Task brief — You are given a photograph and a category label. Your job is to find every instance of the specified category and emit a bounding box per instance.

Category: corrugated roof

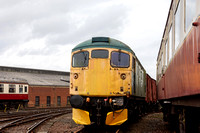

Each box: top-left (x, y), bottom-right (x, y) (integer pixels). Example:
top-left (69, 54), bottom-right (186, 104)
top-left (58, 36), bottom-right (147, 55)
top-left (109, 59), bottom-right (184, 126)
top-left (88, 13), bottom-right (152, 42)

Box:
top-left (0, 66), bottom-right (69, 87)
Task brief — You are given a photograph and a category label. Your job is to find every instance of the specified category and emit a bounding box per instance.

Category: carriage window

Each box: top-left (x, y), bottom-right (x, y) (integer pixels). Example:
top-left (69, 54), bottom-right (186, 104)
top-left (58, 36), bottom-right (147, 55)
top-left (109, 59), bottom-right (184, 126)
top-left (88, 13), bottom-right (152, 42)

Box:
top-left (111, 51), bottom-right (130, 68)
top-left (19, 85), bottom-right (23, 93)
top-left (169, 26), bottom-right (172, 61)
top-left (185, 0), bottom-right (196, 31)
top-left (9, 84), bottom-right (16, 93)
top-left (0, 84), bottom-right (4, 93)
top-left (91, 50), bottom-right (108, 58)
top-left (175, 1), bottom-right (181, 50)
top-left (165, 40), bottom-right (168, 65)
top-left (24, 86), bottom-right (28, 92)
top-left (72, 51), bottom-right (89, 67)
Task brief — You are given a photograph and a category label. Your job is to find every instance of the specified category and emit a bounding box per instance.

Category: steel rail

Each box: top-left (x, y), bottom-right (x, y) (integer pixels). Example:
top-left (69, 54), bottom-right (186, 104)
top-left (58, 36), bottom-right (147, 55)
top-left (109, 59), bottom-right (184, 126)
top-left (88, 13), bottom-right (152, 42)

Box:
top-left (0, 109), bottom-right (71, 131)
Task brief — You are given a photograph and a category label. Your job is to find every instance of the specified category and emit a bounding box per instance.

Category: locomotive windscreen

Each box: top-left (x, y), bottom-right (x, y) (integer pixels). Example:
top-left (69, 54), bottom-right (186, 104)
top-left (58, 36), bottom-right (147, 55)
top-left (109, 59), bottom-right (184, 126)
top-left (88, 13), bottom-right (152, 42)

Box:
top-left (111, 51), bottom-right (130, 68)
top-left (72, 51), bottom-right (89, 67)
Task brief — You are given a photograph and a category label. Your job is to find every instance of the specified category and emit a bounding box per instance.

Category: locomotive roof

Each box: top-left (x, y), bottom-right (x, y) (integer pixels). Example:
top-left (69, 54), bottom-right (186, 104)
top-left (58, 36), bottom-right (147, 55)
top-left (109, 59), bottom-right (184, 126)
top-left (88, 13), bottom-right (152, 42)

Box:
top-left (72, 37), bottom-right (135, 55)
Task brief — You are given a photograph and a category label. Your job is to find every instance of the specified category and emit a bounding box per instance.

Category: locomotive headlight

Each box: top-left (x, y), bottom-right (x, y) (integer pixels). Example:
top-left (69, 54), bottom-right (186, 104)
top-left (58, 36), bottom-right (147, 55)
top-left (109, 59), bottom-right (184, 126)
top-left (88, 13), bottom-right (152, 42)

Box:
top-left (112, 97), bottom-right (124, 106)
top-left (73, 73), bottom-right (79, 79)
top-left (120, 73), bottom-right (126, 80)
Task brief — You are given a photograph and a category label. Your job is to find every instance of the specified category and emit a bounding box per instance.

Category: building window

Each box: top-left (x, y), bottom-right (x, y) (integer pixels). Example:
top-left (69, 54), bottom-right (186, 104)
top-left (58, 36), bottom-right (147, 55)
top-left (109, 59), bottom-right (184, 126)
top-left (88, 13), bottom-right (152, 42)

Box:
top-left (35, 96), bottom-right (40, 107)
top-left (19, 85), bottom-right (23, 93)
top-left (0, 84), bottom-right (4, 93)
top-left (24, 86), bottom-right (28, 93)
top-left (47, 96), bottom-right (51, 106)
top-left (175, 1), bottom-right (181, 50)
top-left (9, 84), bottom-right (16, 93)
top-left (57, 96), bottom-right (61, 106)
top-left (67, 96), bottom-right (71, 105)
top-left (185, 0), bottom-right (196, 31)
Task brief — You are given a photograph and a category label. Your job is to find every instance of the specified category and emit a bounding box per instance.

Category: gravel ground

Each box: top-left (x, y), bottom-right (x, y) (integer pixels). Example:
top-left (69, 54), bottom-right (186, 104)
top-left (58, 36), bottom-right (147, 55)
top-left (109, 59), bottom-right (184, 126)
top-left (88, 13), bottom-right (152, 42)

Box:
top-left (1, 112), bottom-right (172, 132)
top-left (36, 113), bottom-right (84, 133)
top-left (120, 112), bottom-right (172, 133)
top-left (37, 112), bottom-right (171, 133)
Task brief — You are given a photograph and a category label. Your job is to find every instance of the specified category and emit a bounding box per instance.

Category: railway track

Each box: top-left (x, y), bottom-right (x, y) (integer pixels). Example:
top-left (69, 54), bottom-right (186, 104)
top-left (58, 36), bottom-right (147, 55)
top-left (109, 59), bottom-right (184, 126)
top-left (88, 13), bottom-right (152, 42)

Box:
top-left (0, 108), bottom-right (71, 132)
top-left (0, 107), bottom-right (70, 119)
top-left (74, 124), bottom-right (122, 133)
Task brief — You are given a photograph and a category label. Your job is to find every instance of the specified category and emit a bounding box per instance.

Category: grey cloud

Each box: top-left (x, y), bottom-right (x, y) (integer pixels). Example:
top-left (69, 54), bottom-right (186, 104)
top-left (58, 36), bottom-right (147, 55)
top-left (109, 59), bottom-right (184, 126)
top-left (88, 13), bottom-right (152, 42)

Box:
top-left (0, 0), bottom-right (111, 54)
top-left (45, 4), bottom-right (129, 45)
top-left (17, 45), bottom-right (59, 56)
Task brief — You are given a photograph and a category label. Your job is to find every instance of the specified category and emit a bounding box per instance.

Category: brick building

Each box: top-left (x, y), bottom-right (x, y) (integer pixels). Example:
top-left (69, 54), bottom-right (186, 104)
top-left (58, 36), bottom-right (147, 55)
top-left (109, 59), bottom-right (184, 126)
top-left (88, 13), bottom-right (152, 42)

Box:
top-left (0, 66), bottom-right (70, 108)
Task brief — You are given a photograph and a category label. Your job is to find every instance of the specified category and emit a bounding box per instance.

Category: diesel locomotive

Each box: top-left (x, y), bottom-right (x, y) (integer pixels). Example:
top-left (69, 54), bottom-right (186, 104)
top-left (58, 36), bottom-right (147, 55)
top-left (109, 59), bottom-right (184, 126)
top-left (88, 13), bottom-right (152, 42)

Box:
top-left (157, 0), bottom-right (200, 132)
top-left (70, 37), bottom-right (156, 125)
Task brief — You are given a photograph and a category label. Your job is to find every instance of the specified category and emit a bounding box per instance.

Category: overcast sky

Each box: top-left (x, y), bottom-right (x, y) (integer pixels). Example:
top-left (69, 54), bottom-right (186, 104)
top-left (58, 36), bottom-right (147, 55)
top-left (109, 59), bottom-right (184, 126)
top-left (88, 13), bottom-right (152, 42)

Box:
top-left (0, 0), bottom-right (171, 79)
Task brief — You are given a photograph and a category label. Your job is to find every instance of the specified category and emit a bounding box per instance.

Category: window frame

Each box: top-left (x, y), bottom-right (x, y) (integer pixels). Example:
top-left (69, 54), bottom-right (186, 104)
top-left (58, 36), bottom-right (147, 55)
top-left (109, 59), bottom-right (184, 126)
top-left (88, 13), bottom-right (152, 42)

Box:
top-left (174, 0), bottom-right (181, 50)
top-left (35, 96), bottom-right (40, 107)
top-left (24, 86), bottom-right (28, 93)
top-left (91, 49), bottom-right (109, 58)
top-left (0, 84), bottom-right (4, 93)
top-left (168, 25), bottom-right (173, 62)
top-left (110, 51), bottom-right (130, 68)
top-left (185, 0), bottom-right (196, 32)
top-left (72, 51), bottom-right (89, 67)
top-left (47, 96), bottom-right (51, 107)
top-left (19, 85), bottom-right (23, 93)
top-left (9, 84), bottom-right (16, 93)
top-left (57, 96), bottom-right (61, 106)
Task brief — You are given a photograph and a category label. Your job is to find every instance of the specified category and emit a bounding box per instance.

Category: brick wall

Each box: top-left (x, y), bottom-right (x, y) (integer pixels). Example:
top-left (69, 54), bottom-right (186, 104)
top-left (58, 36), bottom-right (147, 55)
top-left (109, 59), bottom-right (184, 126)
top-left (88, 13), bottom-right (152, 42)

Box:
top-left (28, 86), bottom-right (70, 108)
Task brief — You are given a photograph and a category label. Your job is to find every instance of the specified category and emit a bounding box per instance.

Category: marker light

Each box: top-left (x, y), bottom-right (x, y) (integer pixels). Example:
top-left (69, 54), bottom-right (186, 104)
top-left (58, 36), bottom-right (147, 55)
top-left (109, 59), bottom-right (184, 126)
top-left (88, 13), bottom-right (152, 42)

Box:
top-left (120, 73), bottom-right (126, 80)
top-left (86, 97), bottom-right (90, 103)
top-left (74, 73), bottom-right (78, 79)
top-left (109, 98), bottom-right (112, 104)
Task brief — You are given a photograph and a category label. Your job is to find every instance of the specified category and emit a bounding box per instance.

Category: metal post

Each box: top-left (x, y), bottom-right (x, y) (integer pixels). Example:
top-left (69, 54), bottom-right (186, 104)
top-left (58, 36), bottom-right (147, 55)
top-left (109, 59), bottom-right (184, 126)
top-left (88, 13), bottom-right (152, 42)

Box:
top-left (16, 104), bottom-right (20, 112)
top-left (4, 105), bottom-right (7, 113)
